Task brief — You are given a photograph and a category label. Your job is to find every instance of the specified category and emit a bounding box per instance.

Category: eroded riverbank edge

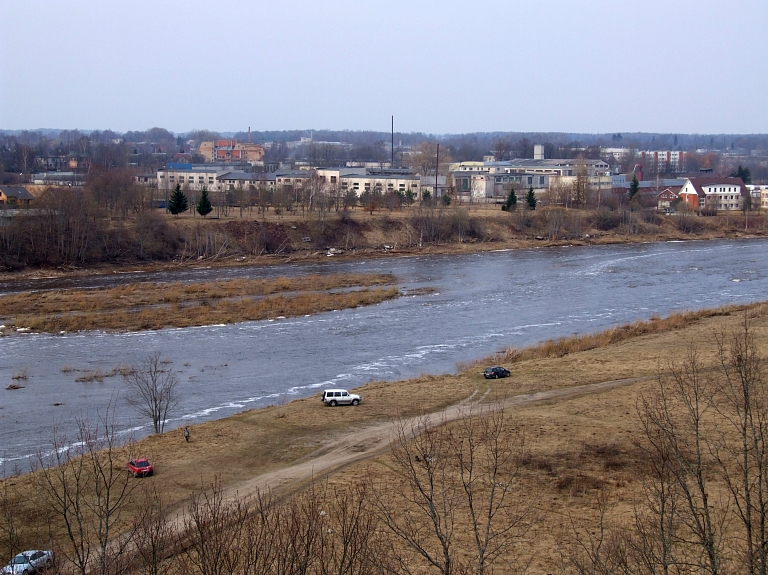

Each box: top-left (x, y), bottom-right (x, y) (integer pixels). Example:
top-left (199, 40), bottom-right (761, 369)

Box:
top-left (2, 230), bottom-right (766, 285)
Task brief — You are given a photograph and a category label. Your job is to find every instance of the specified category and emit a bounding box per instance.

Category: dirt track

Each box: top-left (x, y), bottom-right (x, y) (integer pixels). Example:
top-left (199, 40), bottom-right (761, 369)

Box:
top-left (222, 375), bottom-right (653, 502)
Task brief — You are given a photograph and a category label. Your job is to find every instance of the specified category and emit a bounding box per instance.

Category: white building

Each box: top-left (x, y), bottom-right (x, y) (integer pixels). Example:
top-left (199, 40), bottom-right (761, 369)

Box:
top-left (746, 185), bottom-right (768, 210)
top-left (639, 150), bottom-right (687, 173)
top-left (450, 158), bottom-right (609, 178)
top-left (340, 173), bottom-right (420, 197)
top-left (158, 166), bottom-right (225, 192)
top-left (679, 177), bottom-right (746, 211)
top-left (600, 147), bottom-right (630, 161)
top-left (450, 158), bottom-right (611, 202)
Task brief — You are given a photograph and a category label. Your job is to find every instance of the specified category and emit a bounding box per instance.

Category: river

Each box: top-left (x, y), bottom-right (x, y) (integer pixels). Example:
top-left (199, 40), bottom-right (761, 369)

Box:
top-left (1, 238), bottom-right (767, 472)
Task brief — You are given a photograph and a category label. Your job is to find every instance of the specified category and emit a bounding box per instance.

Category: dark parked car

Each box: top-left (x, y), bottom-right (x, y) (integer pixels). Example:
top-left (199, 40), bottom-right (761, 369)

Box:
top-left (483, 366), bottom-right (510, 379)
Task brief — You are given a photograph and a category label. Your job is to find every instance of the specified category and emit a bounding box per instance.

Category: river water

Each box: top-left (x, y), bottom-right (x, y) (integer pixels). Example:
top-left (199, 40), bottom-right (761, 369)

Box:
top-left (2, 238), bottom-right (767, 472)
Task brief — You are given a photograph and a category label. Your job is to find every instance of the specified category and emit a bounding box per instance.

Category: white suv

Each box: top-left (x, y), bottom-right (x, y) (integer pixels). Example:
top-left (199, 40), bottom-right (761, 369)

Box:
top-left (321, 389), bottom-right (361, 407)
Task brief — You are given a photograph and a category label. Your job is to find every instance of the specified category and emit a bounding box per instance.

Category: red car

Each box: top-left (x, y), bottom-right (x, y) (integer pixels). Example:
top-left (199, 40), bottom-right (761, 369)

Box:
top-left (127, 458), bottom-right (154, 478)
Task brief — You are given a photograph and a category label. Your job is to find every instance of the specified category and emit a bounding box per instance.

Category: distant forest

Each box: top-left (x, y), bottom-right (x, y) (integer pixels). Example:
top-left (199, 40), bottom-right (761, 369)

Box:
top-left (3, 127), bottom-right (768, 153)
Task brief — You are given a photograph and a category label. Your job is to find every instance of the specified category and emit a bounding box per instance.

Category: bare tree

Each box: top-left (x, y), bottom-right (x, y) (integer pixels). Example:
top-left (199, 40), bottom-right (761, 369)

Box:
top-left (572, 157), bottom-right (590, 208)
top-left (372, 406), bottom-right (535, 575)
top-left (317, 482), bottom-right (383, 575)
top-left (452, 405), bottom-right (536, 575)
top-left (492, 139), bottom-right (513, 162)
top-left (178, 478), bottom-right (248, 575)
top-left (272, 483), bottom-right (324, 575)
top-left (559, 491), bottom-right (628, 575)
top-left (123, 353), bottom-right (180, 434)
top-left (710, 314), bottom-right (768, 575)
top-left (131, 486), bottom-right (173, 575)
top-left (372, 416), bottom-right (461, 575)
top-left (639, 345), bottom-right (726, 575)
top-left (35, 406), bottom-right (137, 575)
top-left (633, 384), bottom-right (686, 575)
top-left (0, 479), bottom-right (22, 564)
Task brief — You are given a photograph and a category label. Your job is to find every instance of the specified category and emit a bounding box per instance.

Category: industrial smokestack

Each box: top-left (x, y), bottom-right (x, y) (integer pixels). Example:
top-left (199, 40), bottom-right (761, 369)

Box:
top-left (248, 127), bottom-right (251, 143)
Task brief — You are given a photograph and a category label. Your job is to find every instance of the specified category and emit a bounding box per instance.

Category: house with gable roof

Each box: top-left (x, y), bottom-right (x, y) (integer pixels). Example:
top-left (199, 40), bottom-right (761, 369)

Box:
top-left (679, 177), bottom-right (746, 212)
top-left (0, 186), bottom-right (34, 207)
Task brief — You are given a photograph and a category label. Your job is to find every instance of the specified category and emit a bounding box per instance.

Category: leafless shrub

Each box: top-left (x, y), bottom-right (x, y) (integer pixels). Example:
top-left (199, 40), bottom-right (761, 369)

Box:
top-left (123, 352), bottom-right (180, 434)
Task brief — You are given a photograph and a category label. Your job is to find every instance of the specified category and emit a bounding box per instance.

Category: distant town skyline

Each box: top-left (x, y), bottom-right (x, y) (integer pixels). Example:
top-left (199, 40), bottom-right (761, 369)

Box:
top-left (1, 0), bottom-right (766, 135)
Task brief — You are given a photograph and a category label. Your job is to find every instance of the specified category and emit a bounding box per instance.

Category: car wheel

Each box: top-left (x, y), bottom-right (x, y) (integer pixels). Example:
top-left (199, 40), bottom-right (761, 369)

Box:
top-left (352, 399), bottom-right (359, 406)
top-left (46, 559), bottom-right (53, 568)
top-left (23, 570), bottom-right (29, 575)
top-left (329, 400), bottom-right (337, 407)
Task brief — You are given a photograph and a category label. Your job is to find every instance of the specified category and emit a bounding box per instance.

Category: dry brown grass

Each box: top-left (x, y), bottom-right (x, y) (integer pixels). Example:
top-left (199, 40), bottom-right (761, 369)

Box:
top-left (3, 301), bottom-right (768, 572)
top-left (469, 301), bottom-right (763, 368)
top-left (0, 273), bottom-right (399, 333)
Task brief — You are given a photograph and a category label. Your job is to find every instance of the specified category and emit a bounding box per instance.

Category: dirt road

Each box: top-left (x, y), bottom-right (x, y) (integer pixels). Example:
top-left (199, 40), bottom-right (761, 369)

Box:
top-left (223, 375), bottom-right (652, 502)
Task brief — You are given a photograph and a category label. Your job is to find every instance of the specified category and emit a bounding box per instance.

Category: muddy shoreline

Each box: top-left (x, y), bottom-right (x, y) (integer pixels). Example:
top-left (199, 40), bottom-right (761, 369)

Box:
top-left (2, 229), bottom-right (764, 284)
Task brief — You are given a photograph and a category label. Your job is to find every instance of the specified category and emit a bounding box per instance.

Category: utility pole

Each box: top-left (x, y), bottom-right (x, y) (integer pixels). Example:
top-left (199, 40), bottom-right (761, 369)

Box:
top-left (435, 144), bottom-right (439, 200)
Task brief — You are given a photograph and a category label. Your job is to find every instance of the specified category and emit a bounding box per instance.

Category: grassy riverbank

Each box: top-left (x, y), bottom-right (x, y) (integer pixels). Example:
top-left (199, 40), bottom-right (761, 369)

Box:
top-left (3, 300), bottom-right (767, 573)
top-left (0, 273), bottom-right (400, 333)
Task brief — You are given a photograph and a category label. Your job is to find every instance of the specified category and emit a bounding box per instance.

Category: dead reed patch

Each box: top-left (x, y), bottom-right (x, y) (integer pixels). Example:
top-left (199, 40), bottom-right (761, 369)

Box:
top-left (0, 273), bottom-right (400, 333)
top-left (0, 273), bottom-right (395, 316)
top-left (468, 302), bottom-right (766, 369)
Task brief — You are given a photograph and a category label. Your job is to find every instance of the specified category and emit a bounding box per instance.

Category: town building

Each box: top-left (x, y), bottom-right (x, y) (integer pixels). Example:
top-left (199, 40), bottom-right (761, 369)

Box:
top-left (746, 185), bottom-right (768, 210)
top-left (656, 187), bottom-right (681, 210)
top-left (158, 164), bottom-right (228, 192)
top-left (600, 147), bottom-right (630, 161)
top-left (0, 186), bottom-right (34, 207)
top-left (679, 177), bottom-right (746, 211)
top-left (134, 173), bottom-right (158, 187)
top-left (339, 173), bottom-right (420, 197)
top-left (639, 150), bottom-right (687, 173)
top-left (196, 140), bottom-right (265, 164)
top-left (449, 158), bottom-right (611, 202)
top-left (30, 172), bottom-right (86, 186)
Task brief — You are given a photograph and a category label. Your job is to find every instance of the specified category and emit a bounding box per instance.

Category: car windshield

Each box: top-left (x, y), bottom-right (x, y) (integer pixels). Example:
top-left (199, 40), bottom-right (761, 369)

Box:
top-left (134, 461), bottom-right (150, 468)
top-left (12, 555), bottom-right (29, 565)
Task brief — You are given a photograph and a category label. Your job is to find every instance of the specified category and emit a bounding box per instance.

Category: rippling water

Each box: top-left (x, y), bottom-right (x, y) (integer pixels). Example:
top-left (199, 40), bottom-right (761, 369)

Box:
top-left (2, 238), bottom-right (767, 471)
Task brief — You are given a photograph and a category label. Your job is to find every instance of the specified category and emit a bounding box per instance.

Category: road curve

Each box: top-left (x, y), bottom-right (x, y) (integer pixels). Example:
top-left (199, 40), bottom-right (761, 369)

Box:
top-left (224, 375), bottom-right (653, 501)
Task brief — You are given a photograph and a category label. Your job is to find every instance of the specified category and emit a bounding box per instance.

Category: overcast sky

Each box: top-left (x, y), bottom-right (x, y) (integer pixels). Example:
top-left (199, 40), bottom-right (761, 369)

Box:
top-left (1, 0), bottom-right (766, 135)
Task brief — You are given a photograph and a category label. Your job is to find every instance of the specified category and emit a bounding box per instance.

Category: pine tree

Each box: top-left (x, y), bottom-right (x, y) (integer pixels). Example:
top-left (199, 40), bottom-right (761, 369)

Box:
top-left (167, 184), bottom-right (188, 216)
top-left (731, 165), bottom-right (752, 185)
top-left (628, 175), bottom-right (640, 201)
top-left (197, 187), bottom-right (213, 217)
top-left (502, 189), bottom-right (517, 211)
top-left (525, 186), bottom-right (537, 210)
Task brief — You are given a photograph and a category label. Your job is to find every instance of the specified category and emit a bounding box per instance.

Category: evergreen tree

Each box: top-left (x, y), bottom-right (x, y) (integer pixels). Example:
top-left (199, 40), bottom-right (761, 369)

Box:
top-left (525, 186), bottom-right (537, 210)
top-left (441, 193), bottom-right (451, 206)
top-left (502, 189), bottom-right (517, 211)
top-left (628, 175), bottom-right (640, 201)
top-left (167, 184), bottom-right (188, 216)
top-left (731, 165), bottom-right (752, 184)
top-left (197, 186), bottom-right (213, 217)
